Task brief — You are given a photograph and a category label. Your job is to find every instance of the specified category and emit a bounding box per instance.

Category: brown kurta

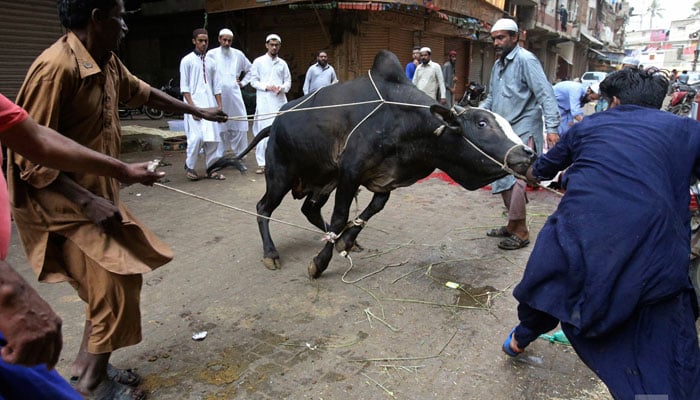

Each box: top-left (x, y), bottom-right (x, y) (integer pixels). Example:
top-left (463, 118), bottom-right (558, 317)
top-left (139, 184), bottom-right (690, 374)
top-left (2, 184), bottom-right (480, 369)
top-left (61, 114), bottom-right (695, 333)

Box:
top-left (8, 32), bottom-right (173, 283)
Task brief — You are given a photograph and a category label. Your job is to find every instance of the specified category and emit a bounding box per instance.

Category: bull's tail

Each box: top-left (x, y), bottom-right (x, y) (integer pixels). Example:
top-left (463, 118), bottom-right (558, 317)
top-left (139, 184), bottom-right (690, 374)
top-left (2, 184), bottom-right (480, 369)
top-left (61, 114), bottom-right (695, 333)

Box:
top-left (205, 127), bottom-right (272, 176)
top-left (234, 126), bottom-right (270, 160)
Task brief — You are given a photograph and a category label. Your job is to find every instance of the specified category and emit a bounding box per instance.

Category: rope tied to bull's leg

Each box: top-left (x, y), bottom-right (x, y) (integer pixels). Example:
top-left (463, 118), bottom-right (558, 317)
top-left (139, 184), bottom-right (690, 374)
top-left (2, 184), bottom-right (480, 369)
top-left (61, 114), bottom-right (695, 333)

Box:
top-left (322, 217), bottom-right (365, 243)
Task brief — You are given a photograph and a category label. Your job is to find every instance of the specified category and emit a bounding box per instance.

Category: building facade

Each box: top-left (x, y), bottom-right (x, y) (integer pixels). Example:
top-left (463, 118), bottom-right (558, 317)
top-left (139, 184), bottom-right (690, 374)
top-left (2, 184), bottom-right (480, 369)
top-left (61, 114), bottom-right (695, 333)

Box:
top-left (0, 0), bottom-right (628, 104)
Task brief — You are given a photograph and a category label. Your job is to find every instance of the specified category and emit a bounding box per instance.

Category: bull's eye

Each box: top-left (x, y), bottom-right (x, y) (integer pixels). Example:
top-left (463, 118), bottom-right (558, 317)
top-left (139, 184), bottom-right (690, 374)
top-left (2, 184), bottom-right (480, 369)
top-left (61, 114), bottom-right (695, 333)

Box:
top-left (478, 120), bottom-right (487, 128)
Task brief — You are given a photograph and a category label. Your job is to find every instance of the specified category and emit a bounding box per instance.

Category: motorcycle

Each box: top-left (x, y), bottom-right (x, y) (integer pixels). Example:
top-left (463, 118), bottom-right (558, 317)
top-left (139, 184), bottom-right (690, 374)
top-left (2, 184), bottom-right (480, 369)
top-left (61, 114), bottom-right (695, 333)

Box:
top-left (666, 82), bottom-right (697, 117)
top-left (161, 78), bottom-right (183, 117)
top-left (457, 82), bottom-right (486, 107)
top-left (118, 104), bottom-right (164, 120)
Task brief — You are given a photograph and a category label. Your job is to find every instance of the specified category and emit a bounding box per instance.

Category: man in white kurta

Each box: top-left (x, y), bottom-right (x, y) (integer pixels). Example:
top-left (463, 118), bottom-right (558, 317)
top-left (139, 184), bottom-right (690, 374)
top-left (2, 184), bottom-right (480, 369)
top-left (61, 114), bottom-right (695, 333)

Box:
top-left (180, 28), bottom-right (223, 180)
top-left (207, 28), bottom-right (252, 158)
top-left (250, 34), bottom-right (291, 174)
top-left (412, 47), bottom-right (446, 105)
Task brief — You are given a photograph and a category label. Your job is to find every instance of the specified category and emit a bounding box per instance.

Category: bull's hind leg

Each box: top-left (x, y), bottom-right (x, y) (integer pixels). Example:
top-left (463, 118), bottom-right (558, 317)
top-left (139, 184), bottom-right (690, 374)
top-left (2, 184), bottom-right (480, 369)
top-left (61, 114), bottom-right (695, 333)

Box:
top-left (335, 192), bottom-right (390, 255)
top-left (300, 193), bottom-right (331, 231)
top-left (257, 178), bottom-right (293, 270)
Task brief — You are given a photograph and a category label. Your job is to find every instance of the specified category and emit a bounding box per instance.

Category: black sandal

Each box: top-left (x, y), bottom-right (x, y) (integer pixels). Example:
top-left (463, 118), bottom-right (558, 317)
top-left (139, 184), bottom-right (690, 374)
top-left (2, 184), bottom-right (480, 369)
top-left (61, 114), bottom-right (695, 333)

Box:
top-left (486, 226), bottom-right (510, 237)
top-left (498, 234), bottom-right (530, 250)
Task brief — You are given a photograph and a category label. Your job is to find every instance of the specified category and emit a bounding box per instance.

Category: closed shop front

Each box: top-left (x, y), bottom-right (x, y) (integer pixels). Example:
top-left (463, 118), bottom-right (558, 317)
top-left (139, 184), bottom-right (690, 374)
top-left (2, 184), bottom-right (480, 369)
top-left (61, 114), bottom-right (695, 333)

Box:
top-left (0, 1), bottom-right (63, 101)
top-left (358, 24), bottom-right (414, 75)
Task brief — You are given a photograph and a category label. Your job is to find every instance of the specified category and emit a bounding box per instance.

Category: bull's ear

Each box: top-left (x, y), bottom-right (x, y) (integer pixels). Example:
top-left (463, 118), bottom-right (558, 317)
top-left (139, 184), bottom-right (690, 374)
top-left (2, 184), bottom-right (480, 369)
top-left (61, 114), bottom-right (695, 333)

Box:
top-left (430, 104), bottom-right (452, 121)
top-left (430, 104), bottom-right (461, 134)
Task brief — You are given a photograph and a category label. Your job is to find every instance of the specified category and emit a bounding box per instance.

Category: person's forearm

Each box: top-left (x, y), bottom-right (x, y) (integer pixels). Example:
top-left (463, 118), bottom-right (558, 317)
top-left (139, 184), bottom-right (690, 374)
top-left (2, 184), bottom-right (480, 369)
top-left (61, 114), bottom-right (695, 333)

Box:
top-left (2, 118), bottom-right (130, 181)
top-left (0, 259), bottom-right (63, 369)
top-left (48, 173), bottom-right (103, 209)
top-left (149, 88), bottom-right (204, 117)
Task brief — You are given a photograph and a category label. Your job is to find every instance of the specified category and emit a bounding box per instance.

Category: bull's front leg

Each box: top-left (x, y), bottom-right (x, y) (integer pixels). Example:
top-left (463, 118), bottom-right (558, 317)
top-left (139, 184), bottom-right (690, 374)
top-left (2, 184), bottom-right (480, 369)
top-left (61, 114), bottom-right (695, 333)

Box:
top-left (335, 192), bottom-right (390, 255)
top-left (309, 182), bottom-right (359, 279)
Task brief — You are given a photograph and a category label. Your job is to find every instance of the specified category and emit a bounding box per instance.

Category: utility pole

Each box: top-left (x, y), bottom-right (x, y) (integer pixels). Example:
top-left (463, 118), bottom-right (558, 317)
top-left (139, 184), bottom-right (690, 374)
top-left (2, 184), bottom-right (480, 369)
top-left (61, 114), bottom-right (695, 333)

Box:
top-left (690, 29), bottom-right (700, 72)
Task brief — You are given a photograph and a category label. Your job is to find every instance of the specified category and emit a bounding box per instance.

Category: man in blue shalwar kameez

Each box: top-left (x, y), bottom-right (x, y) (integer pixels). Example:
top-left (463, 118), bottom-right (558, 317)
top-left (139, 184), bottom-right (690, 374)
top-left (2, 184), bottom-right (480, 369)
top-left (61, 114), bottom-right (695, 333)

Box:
top-left (503, 67), bottom-right (700, 399)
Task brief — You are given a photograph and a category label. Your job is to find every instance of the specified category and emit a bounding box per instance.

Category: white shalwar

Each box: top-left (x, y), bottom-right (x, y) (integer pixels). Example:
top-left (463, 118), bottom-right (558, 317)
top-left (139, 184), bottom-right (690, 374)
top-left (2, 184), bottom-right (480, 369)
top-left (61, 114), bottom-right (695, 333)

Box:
top-left (180, 51), bottom-right (220, 170)
top-left (206, 46), bottom-right (252, 155)
top-left (250, 53), bottom-right (291, 167)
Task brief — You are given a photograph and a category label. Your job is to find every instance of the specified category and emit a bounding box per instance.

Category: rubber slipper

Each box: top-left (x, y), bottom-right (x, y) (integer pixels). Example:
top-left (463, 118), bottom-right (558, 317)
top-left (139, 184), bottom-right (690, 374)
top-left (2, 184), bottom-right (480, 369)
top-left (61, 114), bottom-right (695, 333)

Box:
top-left (486, 226), bottom-right (510, 237)
top-left (107, 364), bottom-right (141, 386)
top-left (206, 171), bottom-right (226, 180)
top-left (502, 327), bottom-right (524, 357)
top-left (185, 167), bottom-right (199, 181)
top-left (498, 234), bottom-right (530, 250)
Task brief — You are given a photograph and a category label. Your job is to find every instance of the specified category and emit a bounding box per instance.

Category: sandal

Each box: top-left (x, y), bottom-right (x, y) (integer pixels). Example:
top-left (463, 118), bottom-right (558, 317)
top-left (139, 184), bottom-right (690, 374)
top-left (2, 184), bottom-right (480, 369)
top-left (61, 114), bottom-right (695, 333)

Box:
top-left (498, 234), bottom-right (530, 250)
top-left (107, 364), bottom-right (141, 386)
top-left (502, 327), bottom-right (524, 357)
top-left (185, 167), bottom-right (199, 181)
top-left (486, 226), bottom-right (510, 237)
top-left (255, 166), bottom-right (265, 174)
top-left (206, 171), bottom-right (226, 180)
top-left (70, 376), bottom-right (145, 400)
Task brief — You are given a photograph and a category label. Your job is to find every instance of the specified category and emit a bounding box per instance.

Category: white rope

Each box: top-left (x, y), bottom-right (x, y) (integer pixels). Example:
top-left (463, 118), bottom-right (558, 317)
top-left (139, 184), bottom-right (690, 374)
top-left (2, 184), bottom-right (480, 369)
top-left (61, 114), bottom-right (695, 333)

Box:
top-left (153, 183), bottom-right (323, 234)
top-left (226, 70), bottom-right (431, 125)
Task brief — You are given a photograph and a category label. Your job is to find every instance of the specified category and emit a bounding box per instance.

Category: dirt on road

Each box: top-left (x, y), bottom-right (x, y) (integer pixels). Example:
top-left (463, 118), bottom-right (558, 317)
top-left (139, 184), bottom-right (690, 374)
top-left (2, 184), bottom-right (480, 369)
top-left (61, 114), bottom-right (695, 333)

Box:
top-left (8, 142), bottom-right (611, 399)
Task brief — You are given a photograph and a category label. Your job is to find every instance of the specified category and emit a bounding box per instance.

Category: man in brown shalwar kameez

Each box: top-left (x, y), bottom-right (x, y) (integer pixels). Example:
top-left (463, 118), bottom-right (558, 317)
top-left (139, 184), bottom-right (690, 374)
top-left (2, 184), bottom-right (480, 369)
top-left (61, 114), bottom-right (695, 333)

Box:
top-left (8, 0), bottom-right (227, 398)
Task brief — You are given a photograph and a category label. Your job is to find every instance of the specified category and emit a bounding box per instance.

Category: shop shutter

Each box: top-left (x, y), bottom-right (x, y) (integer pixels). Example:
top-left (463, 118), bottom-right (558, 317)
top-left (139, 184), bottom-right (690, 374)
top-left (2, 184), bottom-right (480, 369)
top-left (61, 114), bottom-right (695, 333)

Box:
top-left (469, 42), bottom-right (492, 86)
top-left (358, 24), bottom-right (413, 75)
top-left (0, 0), bottom-right (63, 101)
top-left (418, 33), bottom-right (445, 64)
top-left (359, 24), bottom-right (389, 73)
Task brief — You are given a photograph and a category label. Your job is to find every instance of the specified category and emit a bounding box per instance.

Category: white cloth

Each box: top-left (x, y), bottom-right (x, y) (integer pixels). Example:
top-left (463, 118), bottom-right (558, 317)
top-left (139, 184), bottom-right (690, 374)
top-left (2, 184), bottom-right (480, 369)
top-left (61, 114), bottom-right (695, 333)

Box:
top-left (250, 53), bottom-right (291, 166)
top-left (412, 61), bottom-right (446, 101)
top-left (179, 51), bottom-right (220, 169)
top-left (206, 46), bottom-right (252, 132)
top-left (206, 46), bottom-right (252, 155)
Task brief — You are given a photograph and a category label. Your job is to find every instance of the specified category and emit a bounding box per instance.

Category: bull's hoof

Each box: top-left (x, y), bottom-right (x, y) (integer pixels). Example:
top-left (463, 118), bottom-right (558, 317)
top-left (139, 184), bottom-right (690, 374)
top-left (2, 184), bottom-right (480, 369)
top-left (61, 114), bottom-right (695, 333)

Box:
top-left (263, 257), bottom-right (281, 270)
top-left (308, 260), bottom-right (322, 280)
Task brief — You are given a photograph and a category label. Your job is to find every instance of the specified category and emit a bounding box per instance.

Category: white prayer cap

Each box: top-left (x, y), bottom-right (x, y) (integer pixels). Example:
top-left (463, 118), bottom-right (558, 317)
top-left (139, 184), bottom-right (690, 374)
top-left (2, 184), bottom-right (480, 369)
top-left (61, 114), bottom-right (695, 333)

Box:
top-left (621, 56), bottom-right (640, 67)
top-left (419, 47), bottom-right (431, 54)
top-left (218, 28), bottom-right (233, 38)
top-left (589, 82), bottom-right (600, 94)
top-left (266, 34), bottom-right (281, 43)
top-left (491, 18), bottom-right (519, 33)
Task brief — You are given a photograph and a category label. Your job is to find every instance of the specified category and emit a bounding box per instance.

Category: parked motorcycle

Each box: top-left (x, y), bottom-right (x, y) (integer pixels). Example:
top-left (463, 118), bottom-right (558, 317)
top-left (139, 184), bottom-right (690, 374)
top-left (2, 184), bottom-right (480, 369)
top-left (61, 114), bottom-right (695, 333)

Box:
top-left (118, 104), bottom-right (164, 120)
top-left (161, 78), bottom-right (183, 117)
top-left (457, 82), bottom-right (486, 107)
top-left (666, 82), bottom-right (697, 117)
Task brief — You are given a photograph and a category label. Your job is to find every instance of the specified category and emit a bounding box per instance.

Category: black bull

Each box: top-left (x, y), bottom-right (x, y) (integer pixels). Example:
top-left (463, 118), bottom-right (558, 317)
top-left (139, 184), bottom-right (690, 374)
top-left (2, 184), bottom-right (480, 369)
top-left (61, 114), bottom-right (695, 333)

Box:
top-left (233, 50), bottom-right (536, 279)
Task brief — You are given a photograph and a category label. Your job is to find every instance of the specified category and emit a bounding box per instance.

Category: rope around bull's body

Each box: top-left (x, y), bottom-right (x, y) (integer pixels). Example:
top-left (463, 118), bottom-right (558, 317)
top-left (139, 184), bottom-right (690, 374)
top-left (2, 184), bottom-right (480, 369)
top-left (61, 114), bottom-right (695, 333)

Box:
top-left (154, 69), bottom-right (563, 279)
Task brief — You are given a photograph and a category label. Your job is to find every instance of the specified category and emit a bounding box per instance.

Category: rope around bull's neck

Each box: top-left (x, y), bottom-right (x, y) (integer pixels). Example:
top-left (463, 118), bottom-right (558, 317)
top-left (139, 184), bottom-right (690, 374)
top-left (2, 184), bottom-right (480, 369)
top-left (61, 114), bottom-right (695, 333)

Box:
top-left (226, 71), bottom-right (552, 190)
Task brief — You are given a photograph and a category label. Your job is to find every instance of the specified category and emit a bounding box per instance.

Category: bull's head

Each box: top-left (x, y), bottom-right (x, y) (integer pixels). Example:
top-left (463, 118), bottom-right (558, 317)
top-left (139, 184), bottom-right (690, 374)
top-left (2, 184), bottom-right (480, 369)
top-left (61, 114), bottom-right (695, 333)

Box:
top-left (430, 104), bottom-right (536, 178)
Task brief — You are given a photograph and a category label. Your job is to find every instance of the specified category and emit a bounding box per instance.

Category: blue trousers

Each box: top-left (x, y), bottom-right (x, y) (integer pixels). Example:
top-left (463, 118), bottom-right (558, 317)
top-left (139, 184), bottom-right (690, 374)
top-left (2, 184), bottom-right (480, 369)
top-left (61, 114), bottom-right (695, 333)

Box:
top-left (514, 291), bottom-right (700, 399)
top-left (0, 333), bottom-right (81, 400)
